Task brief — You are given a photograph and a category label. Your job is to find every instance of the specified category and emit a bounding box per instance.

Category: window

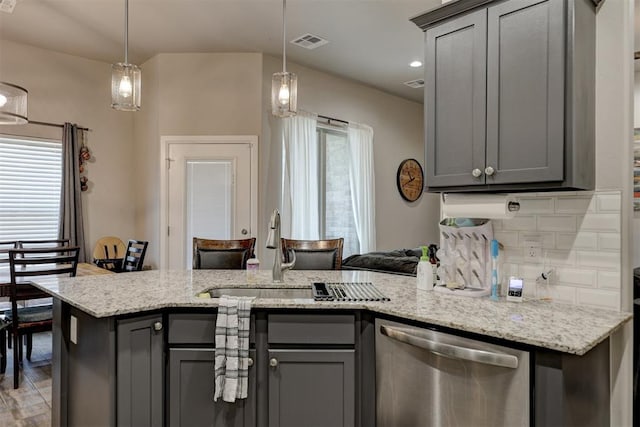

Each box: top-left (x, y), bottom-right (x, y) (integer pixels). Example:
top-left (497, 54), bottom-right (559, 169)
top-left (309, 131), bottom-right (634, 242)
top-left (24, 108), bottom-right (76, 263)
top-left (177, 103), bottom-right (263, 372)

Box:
top-left (282, 113), bottom-right (375, 256)
top-left (0, 136), bottom-right (62, 241)
top-left (318, 126), bottom-right (359, 257)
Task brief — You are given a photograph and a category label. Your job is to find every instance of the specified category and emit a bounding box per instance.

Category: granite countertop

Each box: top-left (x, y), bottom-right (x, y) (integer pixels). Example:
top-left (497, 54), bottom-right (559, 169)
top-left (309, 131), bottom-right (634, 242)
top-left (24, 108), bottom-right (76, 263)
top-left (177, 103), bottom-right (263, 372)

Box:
top-left (32, 269), bottom-right (631, 356)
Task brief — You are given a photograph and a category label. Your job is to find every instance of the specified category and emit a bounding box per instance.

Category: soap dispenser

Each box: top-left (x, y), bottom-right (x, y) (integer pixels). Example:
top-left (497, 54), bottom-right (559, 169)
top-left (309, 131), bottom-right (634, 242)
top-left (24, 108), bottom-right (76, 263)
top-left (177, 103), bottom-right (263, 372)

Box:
top-left (417, 246), bottom-right (433, 291)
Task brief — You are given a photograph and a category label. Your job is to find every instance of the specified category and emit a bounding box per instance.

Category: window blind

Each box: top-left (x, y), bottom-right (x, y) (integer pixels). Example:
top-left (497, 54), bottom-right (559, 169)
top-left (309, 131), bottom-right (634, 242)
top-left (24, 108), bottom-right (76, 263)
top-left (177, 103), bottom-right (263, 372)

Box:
top-left (0, 136), bottom-right (62, 241)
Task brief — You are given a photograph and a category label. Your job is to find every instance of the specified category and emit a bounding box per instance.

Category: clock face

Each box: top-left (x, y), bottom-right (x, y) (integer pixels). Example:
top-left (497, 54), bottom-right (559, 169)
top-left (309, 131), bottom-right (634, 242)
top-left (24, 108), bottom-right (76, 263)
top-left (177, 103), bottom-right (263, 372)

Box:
top-left (397, 159), bottom-right (424, 202)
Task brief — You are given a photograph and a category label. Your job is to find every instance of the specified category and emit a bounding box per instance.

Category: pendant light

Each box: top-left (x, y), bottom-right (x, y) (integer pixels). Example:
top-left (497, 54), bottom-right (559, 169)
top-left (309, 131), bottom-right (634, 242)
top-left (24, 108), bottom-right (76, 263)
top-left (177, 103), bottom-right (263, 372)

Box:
top-left (111, 0), bottom-right (141, 111)
top-left (271, 0), bottom-right (297, 117)
top-left (0, 82), bottom-right (28, 125)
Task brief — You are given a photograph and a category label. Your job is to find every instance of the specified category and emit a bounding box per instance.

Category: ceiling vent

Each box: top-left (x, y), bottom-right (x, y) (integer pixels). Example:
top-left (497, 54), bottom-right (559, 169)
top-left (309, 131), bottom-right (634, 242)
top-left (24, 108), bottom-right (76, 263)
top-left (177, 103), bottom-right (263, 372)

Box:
top-left (291, 33), bottom-right (329, 50)
top-left (403, 78), bottom-right (425, 89)
top-left (0, 0), bottom-right (17, 13)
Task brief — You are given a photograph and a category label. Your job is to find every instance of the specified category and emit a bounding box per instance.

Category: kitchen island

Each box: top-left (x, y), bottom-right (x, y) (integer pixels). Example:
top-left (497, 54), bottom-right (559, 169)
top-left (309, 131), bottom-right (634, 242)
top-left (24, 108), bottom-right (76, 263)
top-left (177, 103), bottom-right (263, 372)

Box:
top-left (33, 269), bottom-right (631, 426)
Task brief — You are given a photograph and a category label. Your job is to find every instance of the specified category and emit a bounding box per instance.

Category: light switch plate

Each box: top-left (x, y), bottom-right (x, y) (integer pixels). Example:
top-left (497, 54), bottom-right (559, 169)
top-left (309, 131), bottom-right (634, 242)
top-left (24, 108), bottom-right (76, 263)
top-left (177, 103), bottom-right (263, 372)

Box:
top-left (70, 315), bottom-right (78, 344)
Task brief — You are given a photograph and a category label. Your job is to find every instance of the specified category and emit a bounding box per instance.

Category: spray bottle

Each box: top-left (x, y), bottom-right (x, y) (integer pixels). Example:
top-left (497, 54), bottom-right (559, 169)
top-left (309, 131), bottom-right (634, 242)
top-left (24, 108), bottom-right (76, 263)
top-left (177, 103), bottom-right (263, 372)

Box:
top-left (417, 246), bottom-right (433, 291)
top-left (490, 239), bottom-right (500, 301)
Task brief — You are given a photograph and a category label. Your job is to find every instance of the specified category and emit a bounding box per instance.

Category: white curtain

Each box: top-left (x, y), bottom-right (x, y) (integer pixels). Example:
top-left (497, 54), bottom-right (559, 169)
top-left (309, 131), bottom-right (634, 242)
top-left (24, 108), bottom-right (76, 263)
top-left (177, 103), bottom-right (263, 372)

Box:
top-left (281, 111), bottom-right (320, 239)
top-left (347, 122), bottom-right (376, 253)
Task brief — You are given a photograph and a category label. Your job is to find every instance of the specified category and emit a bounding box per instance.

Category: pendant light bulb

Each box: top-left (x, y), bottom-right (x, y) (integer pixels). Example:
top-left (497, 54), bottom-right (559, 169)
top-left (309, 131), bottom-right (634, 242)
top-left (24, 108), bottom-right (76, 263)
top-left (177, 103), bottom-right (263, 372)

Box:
top-left (111, 0), bottom-right (141, 111)
top-left (271, 0), bottom-right (297, 117)
top-left (119, 75), bottom-right (133, 98)
top-left (278, 82), bottom-right (290, 105)
top-left (0, 94), bottom-right (6, 108)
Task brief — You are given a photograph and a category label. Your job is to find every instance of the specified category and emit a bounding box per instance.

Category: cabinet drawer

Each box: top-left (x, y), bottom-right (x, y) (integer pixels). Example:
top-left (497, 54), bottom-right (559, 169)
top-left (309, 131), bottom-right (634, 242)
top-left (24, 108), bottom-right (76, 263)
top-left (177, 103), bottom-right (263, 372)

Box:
top-left (268, 314), bottom-right (355, 345)
top-left (168, 313), bottom-right (255, 345)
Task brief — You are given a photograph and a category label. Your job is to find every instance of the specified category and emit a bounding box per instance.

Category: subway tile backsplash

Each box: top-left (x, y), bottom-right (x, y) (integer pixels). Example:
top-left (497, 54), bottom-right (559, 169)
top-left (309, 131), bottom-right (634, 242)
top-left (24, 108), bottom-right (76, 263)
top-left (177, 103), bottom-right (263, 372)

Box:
top-left (492, 191), bottom-right (621, 310)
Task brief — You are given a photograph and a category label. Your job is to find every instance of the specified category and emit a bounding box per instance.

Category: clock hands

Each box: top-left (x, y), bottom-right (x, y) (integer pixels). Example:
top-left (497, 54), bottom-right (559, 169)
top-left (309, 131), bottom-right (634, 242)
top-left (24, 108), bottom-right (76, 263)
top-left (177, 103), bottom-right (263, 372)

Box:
top-left (404, 173), bottom-right (415, 187)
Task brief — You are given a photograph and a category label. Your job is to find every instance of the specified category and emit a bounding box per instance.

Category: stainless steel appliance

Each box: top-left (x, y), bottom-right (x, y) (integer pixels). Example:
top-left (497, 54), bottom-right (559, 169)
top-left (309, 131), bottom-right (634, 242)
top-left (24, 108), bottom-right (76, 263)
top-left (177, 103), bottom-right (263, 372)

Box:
top-left (376, 318), bottom-right (530, 427)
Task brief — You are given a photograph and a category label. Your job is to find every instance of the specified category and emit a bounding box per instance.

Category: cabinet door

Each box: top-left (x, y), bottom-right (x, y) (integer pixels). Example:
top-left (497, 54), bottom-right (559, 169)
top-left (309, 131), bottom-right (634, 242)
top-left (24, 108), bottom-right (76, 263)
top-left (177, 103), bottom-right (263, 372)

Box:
top-left (486, 0), bottom-right (565, 184)
top-left (268, 349), bottom-right (355, 427)
top-left (117, 314), bottom-right (164, 427)
top-left (168, 348), bottom-right (256, 427)
top-left (425, 9), bottom-right (487, 188)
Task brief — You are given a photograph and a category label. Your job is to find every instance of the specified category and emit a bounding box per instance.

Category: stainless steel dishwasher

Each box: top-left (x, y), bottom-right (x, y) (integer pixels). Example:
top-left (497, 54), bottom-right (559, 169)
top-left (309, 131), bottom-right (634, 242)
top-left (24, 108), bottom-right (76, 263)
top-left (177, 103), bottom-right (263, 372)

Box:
top-left (376, 318), bottom-right (530, 427)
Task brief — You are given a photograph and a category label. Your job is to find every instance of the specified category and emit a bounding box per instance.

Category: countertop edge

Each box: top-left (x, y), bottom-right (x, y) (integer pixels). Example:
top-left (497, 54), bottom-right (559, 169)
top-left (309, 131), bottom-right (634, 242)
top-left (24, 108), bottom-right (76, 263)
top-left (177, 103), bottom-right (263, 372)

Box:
top-left (35, 280), bottom-right (632, 356)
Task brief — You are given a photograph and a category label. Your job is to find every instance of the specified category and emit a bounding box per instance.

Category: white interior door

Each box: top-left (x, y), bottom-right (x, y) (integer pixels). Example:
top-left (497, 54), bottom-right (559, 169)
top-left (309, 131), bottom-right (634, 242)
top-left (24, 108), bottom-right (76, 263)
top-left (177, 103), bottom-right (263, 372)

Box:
top-left (163, 137), bottom-right (256, 269)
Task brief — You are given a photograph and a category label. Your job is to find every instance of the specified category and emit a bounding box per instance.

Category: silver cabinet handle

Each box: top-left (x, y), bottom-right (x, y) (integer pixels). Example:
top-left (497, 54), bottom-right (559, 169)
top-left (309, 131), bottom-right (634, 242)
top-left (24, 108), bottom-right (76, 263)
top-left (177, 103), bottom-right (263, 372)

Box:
top-left (269, 358), bottom-right (278, 368)
top-left (380, 325), bottom-right (518, 369)
top-left (153, 321), bottom-right (163, 331)
top-left (248, 357), bottom-right (254, 367)
top-left (471, 168), bottom-right (482, 178)
top-left (241, 228), bottom-right (248, 235)
top-left (484, 166), bottom-right (495, 176)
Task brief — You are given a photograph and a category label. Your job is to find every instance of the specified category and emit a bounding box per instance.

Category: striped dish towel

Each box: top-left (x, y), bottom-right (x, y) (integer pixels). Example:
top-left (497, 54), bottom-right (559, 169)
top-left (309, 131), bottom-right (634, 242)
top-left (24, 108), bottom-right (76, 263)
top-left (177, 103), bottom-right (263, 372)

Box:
top-left (213, 295), bottom-right (253, 403)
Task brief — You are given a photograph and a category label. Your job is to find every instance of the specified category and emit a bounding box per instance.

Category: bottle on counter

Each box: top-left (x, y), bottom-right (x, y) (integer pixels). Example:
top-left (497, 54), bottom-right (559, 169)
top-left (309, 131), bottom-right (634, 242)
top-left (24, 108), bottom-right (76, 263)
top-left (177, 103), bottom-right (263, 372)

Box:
top-left (246, 257), bottom-right (260, 283)
top-left (417, 246), bottom-right (433, 291)
top-left (428, 244), bottom-right (439, 287)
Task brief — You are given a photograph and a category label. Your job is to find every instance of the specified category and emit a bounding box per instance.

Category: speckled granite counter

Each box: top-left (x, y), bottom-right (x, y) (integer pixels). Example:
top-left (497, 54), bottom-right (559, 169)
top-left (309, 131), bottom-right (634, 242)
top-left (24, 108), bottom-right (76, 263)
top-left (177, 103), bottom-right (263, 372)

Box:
top-left (32, 269), bottom-right (631, 355)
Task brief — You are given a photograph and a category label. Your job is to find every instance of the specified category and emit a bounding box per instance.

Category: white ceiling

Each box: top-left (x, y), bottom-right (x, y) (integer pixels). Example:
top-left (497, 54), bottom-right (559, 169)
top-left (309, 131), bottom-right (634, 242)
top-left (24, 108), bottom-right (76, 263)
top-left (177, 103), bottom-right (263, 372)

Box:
top-left (0, 0), bottom-right (443, 103)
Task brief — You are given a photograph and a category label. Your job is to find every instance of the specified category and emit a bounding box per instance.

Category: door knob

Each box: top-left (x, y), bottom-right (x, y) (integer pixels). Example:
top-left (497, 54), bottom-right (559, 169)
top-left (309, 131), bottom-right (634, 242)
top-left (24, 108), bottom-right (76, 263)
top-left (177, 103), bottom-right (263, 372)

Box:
top-left (484, 166), bottom-right (495, 176)
top-left (241, 228), bottom-right (248, 235)
top-left (248, 357), bottom-right (254, 367)
top-left (153, 321), bottom-right (163, 331)
top-left (269, 358), bottom-right (278, 368)
top-left (471, 168), bottom-right (482, 178)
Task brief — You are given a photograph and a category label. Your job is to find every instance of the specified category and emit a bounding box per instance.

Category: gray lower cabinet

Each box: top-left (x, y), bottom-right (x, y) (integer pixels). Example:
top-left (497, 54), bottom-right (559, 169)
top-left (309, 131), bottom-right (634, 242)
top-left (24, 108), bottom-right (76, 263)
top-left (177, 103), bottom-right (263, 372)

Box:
top-left (417, 0), bottom-right (595, 192)
top-left (116, 314), bottom-right (164, 427)
top-left (267, 349), bottom-right (355, 427)
top-left (168, 348), bottom-right (256, 427)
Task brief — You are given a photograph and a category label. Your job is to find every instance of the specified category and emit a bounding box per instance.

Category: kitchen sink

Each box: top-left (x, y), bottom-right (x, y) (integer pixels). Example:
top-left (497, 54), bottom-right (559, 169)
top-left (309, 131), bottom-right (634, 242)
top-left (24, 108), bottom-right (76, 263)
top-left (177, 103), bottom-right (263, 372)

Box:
top-left (205, 286), bottom-right (313, 299)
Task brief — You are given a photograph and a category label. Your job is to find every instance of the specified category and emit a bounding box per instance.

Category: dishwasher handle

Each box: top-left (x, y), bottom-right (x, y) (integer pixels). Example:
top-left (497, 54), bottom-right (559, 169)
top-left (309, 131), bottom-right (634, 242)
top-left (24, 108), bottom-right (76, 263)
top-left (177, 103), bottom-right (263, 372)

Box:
top-left (380, 325), bottom-right (519, 369)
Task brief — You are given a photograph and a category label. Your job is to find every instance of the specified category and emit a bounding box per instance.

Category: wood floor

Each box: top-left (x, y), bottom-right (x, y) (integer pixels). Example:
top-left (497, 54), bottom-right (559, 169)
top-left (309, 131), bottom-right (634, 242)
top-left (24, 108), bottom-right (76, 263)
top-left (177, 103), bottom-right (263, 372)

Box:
top-left (0, 332), bottom-right (52, 426)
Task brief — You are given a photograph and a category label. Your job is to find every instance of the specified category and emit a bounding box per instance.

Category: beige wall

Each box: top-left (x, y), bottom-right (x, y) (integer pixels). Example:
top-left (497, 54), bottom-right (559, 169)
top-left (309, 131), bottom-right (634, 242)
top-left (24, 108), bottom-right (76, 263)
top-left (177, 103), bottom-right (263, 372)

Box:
top-left (260, 55), bottom-right (440, 265)
top-left (0, 39), bottom-right (135, 257)
top-left (134, 53), bottom-right (263, 267)
top-left (595, 1), bottom-right (634, 425)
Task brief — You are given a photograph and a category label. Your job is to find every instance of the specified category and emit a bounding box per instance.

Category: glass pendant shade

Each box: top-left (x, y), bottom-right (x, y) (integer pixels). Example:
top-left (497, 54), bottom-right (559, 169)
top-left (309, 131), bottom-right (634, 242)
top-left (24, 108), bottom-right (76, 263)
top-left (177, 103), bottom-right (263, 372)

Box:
top-left (0, 82), bottom-right (28, 125)
top-left (111, 63), bottom-right (141, 111)
top-left (272, 72), bottom-right (297, 118)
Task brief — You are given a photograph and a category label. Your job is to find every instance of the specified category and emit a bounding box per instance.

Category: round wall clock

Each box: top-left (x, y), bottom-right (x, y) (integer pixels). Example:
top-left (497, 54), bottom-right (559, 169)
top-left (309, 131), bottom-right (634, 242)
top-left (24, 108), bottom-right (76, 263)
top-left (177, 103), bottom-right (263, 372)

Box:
top-left (397, 158), bottom-right (424, 202)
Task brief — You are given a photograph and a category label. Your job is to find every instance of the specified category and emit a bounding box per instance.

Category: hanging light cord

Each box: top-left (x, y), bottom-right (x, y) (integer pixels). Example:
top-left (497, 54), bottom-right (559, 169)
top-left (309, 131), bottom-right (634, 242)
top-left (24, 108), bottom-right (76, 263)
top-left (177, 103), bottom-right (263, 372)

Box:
top-left (282, 0), bottom-right (286, 73)
top-left (124, 0), bottom-right (129, 64)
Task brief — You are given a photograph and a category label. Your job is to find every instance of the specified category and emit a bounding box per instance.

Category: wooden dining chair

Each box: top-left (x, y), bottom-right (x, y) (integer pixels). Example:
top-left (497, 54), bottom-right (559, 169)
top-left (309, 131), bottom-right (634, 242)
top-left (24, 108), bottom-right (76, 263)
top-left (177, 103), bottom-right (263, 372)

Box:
top-left (120, 240), bottom-right (149, 272)
top-left (0, 240), bottom-right (18, 267)
top-left (8, 245), bottom-right (80, 388)
top-left (92, 236), bottom-right (126, 271)
top-left (192, 238), bottom-right (256, 269)
top-left (17, 239), bottom-right (70, 249)
top-left (281, 238), bottom-right (344, 270)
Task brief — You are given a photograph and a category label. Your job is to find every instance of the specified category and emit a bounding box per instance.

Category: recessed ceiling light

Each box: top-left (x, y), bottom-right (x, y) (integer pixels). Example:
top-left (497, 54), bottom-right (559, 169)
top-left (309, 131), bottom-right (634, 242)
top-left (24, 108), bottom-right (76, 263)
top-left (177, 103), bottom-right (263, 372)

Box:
top-left (409, 61), bottom-right (423, 68)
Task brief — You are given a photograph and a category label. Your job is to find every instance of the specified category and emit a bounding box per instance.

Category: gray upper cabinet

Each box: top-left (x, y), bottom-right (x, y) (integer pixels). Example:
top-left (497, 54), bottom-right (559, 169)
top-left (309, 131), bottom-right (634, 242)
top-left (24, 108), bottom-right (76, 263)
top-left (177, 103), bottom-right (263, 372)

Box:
top-left (425, 9), bottom-right (487, 188)
top-left (415, 0), bottom-right (595, 192)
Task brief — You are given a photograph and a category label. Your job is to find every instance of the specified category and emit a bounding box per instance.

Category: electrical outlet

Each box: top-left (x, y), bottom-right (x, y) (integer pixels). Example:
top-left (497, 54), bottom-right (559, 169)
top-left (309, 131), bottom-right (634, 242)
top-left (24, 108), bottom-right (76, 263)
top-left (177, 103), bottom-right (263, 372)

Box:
top-left (522, 235), bottom-right (542, 263)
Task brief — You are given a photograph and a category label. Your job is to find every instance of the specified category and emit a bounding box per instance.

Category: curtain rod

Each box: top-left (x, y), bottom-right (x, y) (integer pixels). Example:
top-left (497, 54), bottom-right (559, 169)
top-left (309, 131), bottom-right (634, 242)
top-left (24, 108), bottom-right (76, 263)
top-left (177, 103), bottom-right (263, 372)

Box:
top-left (28, 120), bottom-right (91, 132)
top-left (318, 114), bottom-right (348, 125)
